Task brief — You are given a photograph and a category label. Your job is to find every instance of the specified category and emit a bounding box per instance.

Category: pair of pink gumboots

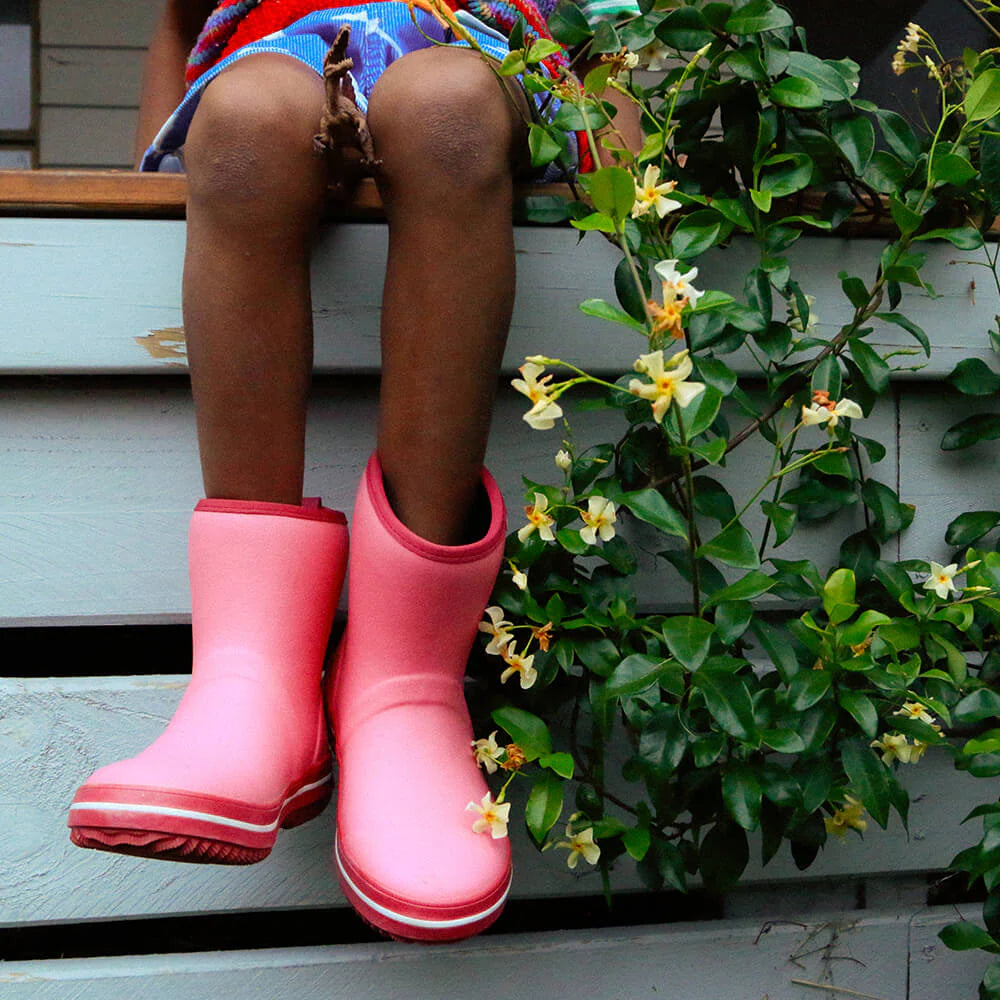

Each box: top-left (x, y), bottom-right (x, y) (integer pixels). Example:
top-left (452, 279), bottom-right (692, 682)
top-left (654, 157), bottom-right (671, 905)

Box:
top-left (67, 453), bottom-right (511, 943)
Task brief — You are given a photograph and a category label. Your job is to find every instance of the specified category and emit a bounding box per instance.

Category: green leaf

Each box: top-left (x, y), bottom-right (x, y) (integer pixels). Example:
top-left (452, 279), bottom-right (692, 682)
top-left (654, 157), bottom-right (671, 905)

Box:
top-left (841, 737), bottom-right (891, 828)
top-left (759, 153), bottom-right (813, 197)
top-left (603, 653), bottom-right (675, 701)
top-left (539, 752), bottom-right (575, 779)
top-left (761, 500), bottom-right (796, 546)
top-left (823, 568), bottom-right (856, 614)
top-left (839, 272), bottom-right (869, 309)
top-left (941, 413), bottom-right (1000, 451)
top-left (751, 620), bottom-right (801, 683)
top-left (525, 772), bottom-right (564, 843)
top-left (863, 150), bottom-right (909, 193)
top-left (589, 166), bottom-right (638, 221)
top-left (750, 188), bottom-right (773, 213)
top-left (875, 312), bottom-right (930, 357)
top-left (839, 690), bottom-right (879, 738)
top-left (786, 51), bottom-right (853, 100)
top-left (571, 212), bottom-right (617, 233)
top-left (582, 63), bottom-right (612, 96)
top-left (831, 116), bottom-right (875, 174)
top-left (787, 670), bottom-right (833, 711)
top-left (620, 488), bottom-right (688, 540)
top-left (947, 510), bottom-right (1000, 545)
top-left (928, 153), bottom-right (978, 188)
top-left (492, 706), bottom-right (552, 760)
top-left (725, 0), bottom-right (793, 35)
top-left (528, 124), bottom-right (563, 167)
top-left (696, 522), bottom-right (760, 569)
top-left (579, 297), bottom-right (647, 332)
top-left (889, 195), bottom-right (923, 236)
top-left (966, 68), bottom-right (1000, 122)
top-left (876, 109), bottom-right (921, 164)
top-left (954, 689), bottom-right (1000, 725)
top-left (714, 600), bottom-right (753, 644)
top-left (722, 764), bottom-right (763, 830)
top-left (948, 358), bottom-right (1000, 396)
top-left (656, 5), bottom-right (714, 48)
top-left (849, 338), bottom-right (891, 393)
top-left (762, 728), bottom-right (805, 752)
top-left (769, 77), bottom-right (824, 109)
top-left (498, 51), bottom-right (527, 76)
top-left (622, 824), bottom-right (651, 861)
top-left (694, 670), bottom-right (757, 742)
top-left (671, 210), bottom-right (726, 260)
top-left (698, 823), bottom-right (750, 892)
top-left (637, 704), bottom-right (688, 775)
top-left (703, 570), bottom-right (776, 609)
top-left (661, 616), bottom-right (716, 672)
top-left (861, 480), bottom-right (908, 541)
top-left (526, 38), bottom-right (564, 63)
top-left (547, 0), bottom-right (593, 46)
top-left (938, 921), bottom-right (997, 951)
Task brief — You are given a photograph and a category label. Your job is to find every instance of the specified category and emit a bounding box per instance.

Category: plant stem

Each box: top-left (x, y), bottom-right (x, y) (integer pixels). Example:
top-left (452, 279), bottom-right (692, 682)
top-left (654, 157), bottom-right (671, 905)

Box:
top-left (674, 407), bottom-right (701, 616)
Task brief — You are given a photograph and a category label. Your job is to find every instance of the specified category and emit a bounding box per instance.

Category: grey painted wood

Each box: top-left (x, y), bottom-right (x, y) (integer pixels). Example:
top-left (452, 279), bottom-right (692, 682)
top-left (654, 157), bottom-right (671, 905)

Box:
top-left (898, 391), bottom-right (1000, 565)
top-left (38, 108), bottom-right (137, 167)
top-left (0, 913), bottom-right (912, 999)
top-left (909, 906), bottom-right (994, 1000)
top-left (2, 219), bottom-right (997, 376)
top-left (1, 674), bottom-right (986, 924)
top-left (40, 48), bottom-right (143, 108)
top-left (0, 378), bottom-right (902, 624)
top-left (39, 0), bottom-right (160, 49)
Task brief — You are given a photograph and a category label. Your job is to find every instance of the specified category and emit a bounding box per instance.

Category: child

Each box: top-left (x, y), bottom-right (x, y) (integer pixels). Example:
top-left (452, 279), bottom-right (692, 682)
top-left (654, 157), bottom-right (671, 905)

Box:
top-left (67, 0), bottom-right (639, 941)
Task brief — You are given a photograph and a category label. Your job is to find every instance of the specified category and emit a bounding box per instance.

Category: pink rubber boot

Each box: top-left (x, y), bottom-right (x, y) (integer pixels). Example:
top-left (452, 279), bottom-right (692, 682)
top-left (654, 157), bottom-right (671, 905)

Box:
top-left (68, 498), bottom-right (348, 864)
top-left (328, 454), bottom-right (510, 941)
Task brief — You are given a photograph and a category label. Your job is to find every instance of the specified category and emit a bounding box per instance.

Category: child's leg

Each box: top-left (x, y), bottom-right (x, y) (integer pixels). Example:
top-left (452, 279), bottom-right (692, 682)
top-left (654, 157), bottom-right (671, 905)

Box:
top-left (365, 47), bottom-right (530, 543)
top-left (182, 54), bottom-right (330, 504)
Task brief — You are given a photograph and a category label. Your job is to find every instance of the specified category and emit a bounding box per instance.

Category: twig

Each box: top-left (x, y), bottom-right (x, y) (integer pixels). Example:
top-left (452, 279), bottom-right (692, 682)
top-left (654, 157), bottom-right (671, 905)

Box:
top-left (789, 981), bottom-right (887, 1000)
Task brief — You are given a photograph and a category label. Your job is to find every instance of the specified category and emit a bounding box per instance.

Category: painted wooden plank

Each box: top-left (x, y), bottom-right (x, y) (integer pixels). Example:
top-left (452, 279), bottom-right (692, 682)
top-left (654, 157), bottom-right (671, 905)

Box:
top-left (897, 391), bottom-right (1000, 565)
top-left (1, 674), bottom-right (985, 924)
top-left (40, 0), bottom-right (159, 49)
top-left (2, 218), bottom-right (995, 375)
top-left (40, 48), bottom-right (144, 109)
top-left (0, 914), bottom-right (916, 1000)
top-left (909, 906), bottom-right (994, 1000)
top-left (0, 379), bottom-right (897, 624)
top-left (0, 915), bottom-right (916, 999)
top-left (38, 108), bottom-right (137, 168)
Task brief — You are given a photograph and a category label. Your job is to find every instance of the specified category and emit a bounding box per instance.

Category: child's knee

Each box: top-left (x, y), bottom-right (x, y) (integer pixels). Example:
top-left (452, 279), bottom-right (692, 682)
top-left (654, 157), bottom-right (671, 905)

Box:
top-left (367, 49), bottom-right (521, 189)
top-left (185, 57), bottom-right (326, 209)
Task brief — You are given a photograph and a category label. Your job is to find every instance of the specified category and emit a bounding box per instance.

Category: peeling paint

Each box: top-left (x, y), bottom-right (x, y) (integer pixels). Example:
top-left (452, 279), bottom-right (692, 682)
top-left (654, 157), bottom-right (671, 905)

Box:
top-left (135, 327), bottom-right (187, 366)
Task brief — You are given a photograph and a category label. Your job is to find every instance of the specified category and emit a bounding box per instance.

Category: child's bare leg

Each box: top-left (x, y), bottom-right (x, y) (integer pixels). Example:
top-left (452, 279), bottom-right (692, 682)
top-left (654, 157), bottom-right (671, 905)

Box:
top-left (365, 48), bottom-right (530, 543)
top-left (182, 54), bottom-right (329, 504)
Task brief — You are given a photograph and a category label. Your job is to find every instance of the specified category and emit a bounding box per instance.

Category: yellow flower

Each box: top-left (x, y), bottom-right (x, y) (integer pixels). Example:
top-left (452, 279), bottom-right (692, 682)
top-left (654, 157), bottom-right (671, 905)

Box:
top-left (530, 621), bottom-right (554, 652)
top-left (467, 792), bottom-right (511, 838)
top-left (471, 731), bottom-right (504, 774)
top-left (478, 606), bottom-right (514, 655)
top-left (923, 561), bottom-right (958, 600)
top-left (512, 362), bottom-right (564, 431)
top-left (824, 794), bottom-right (868, 838)
top-left (631, 165), bottom-right (682, 220)
top-left (580, 495), bottom-right (618, 545)
top-left (628, 349), bottom-right (706, 423)
top-left (555, 824), bottom-right (601, 868)
top-left (501, 744), bottom-right (527, 771)
top-left (510, 563), bottom-right (528, 591)
top-left (500, 648), bottom-right (538, 689)
top-left (894, 700), bottom-right (936, 725)
top-left (871, 732), bottom-right (916, 765)
top-left (555, 448), bottom-right (572, 471)
top-left (647, 297), bottom-right (688, 341)
top-left (518, 492), bottom-right (556, 543)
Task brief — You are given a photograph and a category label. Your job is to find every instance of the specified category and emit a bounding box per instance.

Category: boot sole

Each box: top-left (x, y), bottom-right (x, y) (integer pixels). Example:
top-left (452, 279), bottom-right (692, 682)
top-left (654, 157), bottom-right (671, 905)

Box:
top-left (334, 835), bottom-right (511, 942)
top-left (68, 763), bottom-right (332, 865)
